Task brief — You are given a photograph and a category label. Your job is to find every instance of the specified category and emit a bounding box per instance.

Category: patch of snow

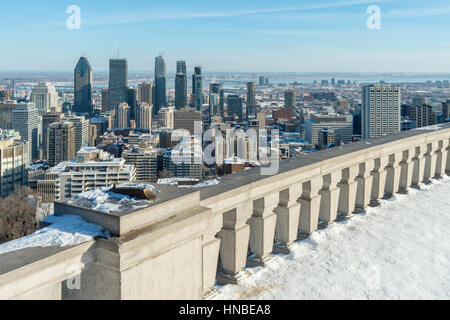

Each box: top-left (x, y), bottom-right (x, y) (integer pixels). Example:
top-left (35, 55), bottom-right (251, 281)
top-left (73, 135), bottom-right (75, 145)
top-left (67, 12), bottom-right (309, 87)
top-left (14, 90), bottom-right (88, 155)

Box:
top-left (215, 176), bottom-right (450, 300)
top-left (65, 186), bottom-right (151, 213)
top-left (413, 125), bottom-right (442, 131)
top-left (0, 214), bottom-right (110, 255)
top-left (191, 179), bottom-right (220, 188)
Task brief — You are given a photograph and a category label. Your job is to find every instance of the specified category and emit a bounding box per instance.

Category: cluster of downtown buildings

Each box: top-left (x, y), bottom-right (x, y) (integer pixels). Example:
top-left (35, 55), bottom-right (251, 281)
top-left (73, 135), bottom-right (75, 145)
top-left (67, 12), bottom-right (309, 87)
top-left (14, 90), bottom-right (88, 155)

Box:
top-left (1, 56), bottom-right (449, 203)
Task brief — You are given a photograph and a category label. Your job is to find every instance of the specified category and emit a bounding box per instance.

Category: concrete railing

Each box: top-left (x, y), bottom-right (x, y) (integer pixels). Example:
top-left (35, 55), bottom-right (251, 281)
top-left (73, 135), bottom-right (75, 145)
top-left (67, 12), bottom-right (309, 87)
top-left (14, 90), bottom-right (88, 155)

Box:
top-left (1, 124), bottom-right (450, 299)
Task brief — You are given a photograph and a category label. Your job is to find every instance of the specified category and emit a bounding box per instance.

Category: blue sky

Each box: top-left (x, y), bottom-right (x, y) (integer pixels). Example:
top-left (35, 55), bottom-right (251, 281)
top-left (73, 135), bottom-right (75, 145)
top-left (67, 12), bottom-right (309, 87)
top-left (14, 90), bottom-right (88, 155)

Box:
top-left (2, 0), bottom-right (450, 72)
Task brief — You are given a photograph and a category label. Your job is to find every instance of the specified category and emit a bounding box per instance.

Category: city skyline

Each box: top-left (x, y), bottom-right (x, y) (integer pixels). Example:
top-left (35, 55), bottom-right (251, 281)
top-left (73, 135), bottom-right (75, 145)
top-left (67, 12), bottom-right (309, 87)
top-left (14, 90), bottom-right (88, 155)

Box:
top-left (2, 0), bottom-right (450, 72)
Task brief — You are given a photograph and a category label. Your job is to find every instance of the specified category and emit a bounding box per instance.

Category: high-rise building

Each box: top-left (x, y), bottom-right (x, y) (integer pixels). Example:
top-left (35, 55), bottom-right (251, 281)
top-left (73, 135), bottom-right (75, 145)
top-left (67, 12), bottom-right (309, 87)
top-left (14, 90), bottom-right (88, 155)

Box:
top-left (128, 87), bottom-right (137, 121)
top-left (158, 107), bottom-right (174, 129)
top-left (31, 82), bottom-right (58, 115)
top-left (285, 89), bottom-right (296, 109)
top-left (138, 103), bottom-right (152, 130)
top-left (123, 148), bottom-right (158, 182)
top-left (108, 58), bottom-right (128, 111)
top-left (62, 115), bottom-right (89, 153)
top-left (42, 109), bottom-right (62, 160)
top-left (138, 82), bottom-right (153, 105)
top-left (101, 88), bottom-right (109, 112)
top-left (48, 122), bottom-right (76, 167)
top-left (210, 83), bottom-right (224, 117)
top-left (74, 56), bottom-right (93, 114)
top-left (175, 61), bottom-right (187, 109)
top-left (154, 55), bottom-right (167, 115)
top-left (442, 99), bottom-right (450, 120)
top-left (12, 102), bottom-right (39, 161)
top-left (402, 102), bottom-right (433, 129)
top-left (0, 100), bottom-right (17, 129)
top-left (227, 95), bottom-right (244, 121)
top-left (174, 109), bottom-right (202, 135)
top-left (247, 82), bottom-right (256, 107)
top-left (208, 93), bottom-right (220, 121)
top-left (362, 84), bottom-right (401, 140)
top-left (117, 103), bottom-right (130, 128)
top-left (305, 114), bottom-right (353, 146)
top-left (0, 137), bottom-right (28, 198)
top-left (192, 66), bottom-right (203, 110)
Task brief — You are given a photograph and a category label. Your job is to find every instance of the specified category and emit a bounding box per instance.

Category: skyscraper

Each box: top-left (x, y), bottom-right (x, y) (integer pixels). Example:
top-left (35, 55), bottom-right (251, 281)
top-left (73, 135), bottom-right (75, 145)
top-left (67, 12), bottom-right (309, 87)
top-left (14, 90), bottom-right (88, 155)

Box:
top-left (138, 82), bottom-right (153, 105)
top-left (12, 102), bottom-right (39, 161)
top-left (285, 89), bottom-right (296, 109)
top-left (48, 122), bottom-right (76, 167)
top-left (175, 61), bottom-right (187, 109)
top-left (0, 138), bottom-right (28, 198)
top-left (62, 115), bottom-right (89, 153)
top-left (42, 109), bottom-right (62, 160)
top-left (109, 58), bottom-right (128, 111)
top-left (227, 95), bottom-right (244, 121)
top-left (138, 103), bottom-right (153, 131)
top-left (117, 103), bottom-right (130, 129)
top-left (442, 99), bottom-right (450, 120)
top-left (154, 55), bottom-right (167, 115)
top-left (128, 87), bottom-right (137, 121)
top-left (74, 56), bottom-right (93, 114)
top-left (101, 88), bottom-right (109, 112)
top-left (362, 84), bottom-right (401, 140)
top-left (247, 82), bottom-right (256, 107)
top-left (210, 83), bottom-right (224, 117)
top-left (192, 66), bottom-right (203, 110)
top-left (31, 82), bottom-right (58, 115)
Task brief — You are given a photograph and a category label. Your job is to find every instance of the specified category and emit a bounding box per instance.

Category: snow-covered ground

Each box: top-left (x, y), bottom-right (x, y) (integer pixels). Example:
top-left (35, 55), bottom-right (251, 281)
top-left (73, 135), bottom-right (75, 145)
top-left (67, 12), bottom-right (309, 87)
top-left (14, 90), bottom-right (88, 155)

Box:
top-left (0, 214), bottom-right (110, 255)
top-left (215, 176), bottom-right (450, 300)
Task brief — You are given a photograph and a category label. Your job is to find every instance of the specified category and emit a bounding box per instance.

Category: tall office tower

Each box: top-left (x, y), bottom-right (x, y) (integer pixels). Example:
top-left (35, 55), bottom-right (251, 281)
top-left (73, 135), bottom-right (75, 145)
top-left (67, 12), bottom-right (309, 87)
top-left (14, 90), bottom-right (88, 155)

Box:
top-left (258, 76), bottom-right (265, 86)
top-left (192, 66), bottom-right (203, 110)
top-left (42, 109), bottom-right (62, 160)
top-left (74, 56), bottom-right (93, 114)
top-left (257, 112), bottom-right (266, 130)
top-left (174, 109), bottom-right (202, 135)
top-left (108, 58), bottom-right (128, 111)
top-left (117, 103), bottom-right (130, 128)
top-left (0, 138), bottom-right (28, 198)
top-left (88, 124), bottom-right (98, 147)
top-left (48, 122), bottom-right (76, 167)
top-left (227, 95), bottom-right (244, 121)
top-left (442, 99), bottom-right (450, 120)
top-left (154, 55), bottom-right (167, 115)
top-left (158, 107), bottom-right (174, 129)
top-left (362, 84), bottom-right (401, 140)
top-left (209, 83), bottom-right (224, 117)
top-left (12, 102), bottom-right (39, 161)
top-left (62, 115), bottom-right (89, 153)
top-left (0, 100), bottom-right (17, 129)
top-left (285, 89), bottom-right (296, 109)
top-left (101, 88), bottom-right (109, 112)
top-left (31, 82), bottom-right (58, 115)
top-left (305, 114), bottom-right (353, 146)
top-left (402, 101), bottom-right (433, 129)
top-left (247, 82), bottom-right (256, 107)
top-left (138, 103), bottom-right (152, 131)
top-left (175, 61), bottom-right (187, 109)
top-left (138, 82), bottom-right (153, 105)
top-left (127, 87), bottom-right (137, 121)
top-left (208, 93), bottom-right (220, 121)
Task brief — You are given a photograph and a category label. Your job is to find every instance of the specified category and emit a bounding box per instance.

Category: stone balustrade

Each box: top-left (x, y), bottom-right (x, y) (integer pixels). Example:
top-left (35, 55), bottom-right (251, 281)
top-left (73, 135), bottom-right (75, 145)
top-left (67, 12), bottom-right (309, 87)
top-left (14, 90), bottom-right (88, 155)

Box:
top-left (2, 124), bottom-right (450, 300)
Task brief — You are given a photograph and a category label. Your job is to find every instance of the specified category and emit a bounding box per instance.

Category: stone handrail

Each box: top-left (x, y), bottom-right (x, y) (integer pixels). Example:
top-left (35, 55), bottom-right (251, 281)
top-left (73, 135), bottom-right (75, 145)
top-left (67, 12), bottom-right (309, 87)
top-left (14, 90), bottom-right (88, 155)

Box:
top-left (1, 124), bottom-right (450, 299)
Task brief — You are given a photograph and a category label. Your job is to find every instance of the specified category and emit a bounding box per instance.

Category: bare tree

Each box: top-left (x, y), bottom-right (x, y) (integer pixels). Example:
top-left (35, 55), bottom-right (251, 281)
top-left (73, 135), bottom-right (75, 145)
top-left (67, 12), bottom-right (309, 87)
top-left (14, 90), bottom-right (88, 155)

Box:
top-left (0, 187), bottom-right (38, 244)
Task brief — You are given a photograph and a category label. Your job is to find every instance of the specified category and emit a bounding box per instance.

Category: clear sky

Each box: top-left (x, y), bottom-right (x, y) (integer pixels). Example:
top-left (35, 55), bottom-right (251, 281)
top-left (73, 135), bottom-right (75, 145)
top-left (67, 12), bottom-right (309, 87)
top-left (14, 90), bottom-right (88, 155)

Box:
top-left (2, 0), bottom-right (450, 72)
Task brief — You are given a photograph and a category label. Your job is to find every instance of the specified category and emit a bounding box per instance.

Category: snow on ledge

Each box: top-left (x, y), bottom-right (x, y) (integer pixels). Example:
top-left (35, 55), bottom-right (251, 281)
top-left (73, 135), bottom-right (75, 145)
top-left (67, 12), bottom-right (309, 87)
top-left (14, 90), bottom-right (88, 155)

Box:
top-left (0, 214), bottom-right (110, 255)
